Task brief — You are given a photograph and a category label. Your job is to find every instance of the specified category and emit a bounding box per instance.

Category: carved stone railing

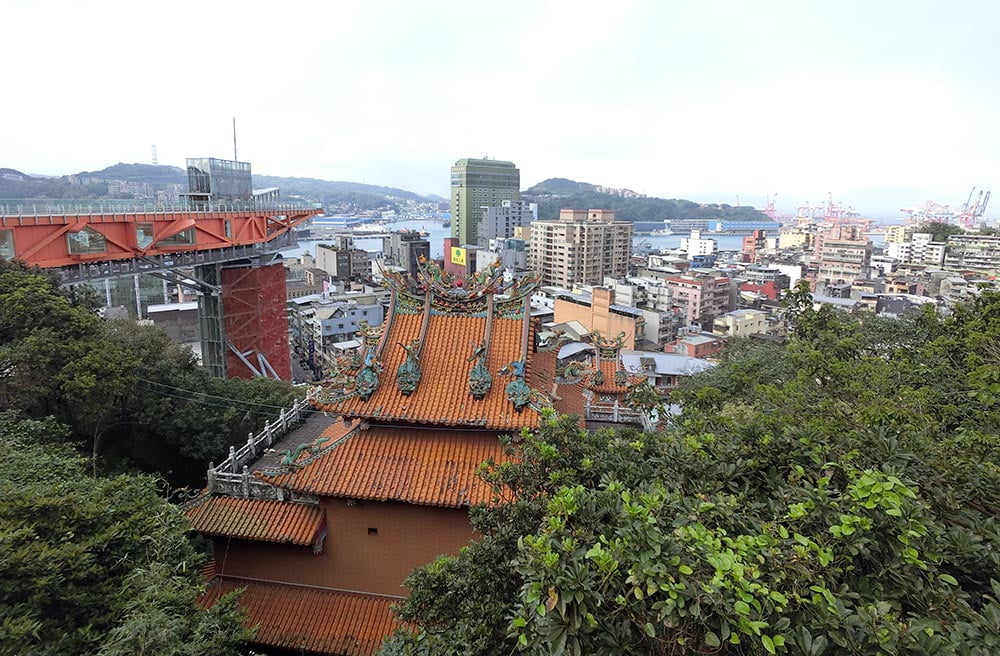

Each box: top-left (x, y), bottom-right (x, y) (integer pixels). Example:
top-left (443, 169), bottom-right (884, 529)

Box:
top-left (584, 401), bottom-right (655, 431)
top-left (205, 388), bottom-right (318, 498)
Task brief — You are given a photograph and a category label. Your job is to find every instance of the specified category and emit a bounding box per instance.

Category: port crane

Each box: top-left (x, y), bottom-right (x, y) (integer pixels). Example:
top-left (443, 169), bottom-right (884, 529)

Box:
top-left (901, 186), bottom-right (991, 227)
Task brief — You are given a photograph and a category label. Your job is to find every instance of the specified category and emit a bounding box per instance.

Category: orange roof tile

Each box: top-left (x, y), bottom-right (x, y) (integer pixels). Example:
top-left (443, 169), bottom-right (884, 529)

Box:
top-left (185, 497), bottom-right (324, 546)
top-left (588, 358), bottom-right (633, 394)
top-left (319, 313), bottom-right (541, 430)
top-left (201, 577), bottom-right (402, 656)
top-left (260, 426), bottom-right (511, 507)
top-left (526, 349), bottom-right (588, 422)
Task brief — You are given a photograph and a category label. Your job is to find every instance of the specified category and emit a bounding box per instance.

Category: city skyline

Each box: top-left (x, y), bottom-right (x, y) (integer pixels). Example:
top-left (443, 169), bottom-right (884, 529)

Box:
top-left (4, 0), bottom-right (999, 218)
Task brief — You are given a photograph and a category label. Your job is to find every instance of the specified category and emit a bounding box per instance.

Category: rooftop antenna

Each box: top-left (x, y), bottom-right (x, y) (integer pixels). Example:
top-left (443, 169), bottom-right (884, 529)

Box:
top-left (232, 117), bottom-right (238, 161)
top-left (151, 144), bottom-right (158, 165)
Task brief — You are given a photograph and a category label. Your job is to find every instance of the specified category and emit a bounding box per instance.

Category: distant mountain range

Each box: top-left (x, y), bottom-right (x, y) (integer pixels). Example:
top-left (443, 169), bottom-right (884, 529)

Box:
top-left (1, 164), bottom-right (772, 224)
top-left (523, 178), bottom-right (772, 224)
top-left (0, 163), bottom-right (443, 210)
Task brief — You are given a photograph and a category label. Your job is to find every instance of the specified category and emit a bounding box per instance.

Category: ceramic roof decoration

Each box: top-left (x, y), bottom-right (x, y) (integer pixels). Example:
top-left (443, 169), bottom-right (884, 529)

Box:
top-left (312, 262), bottom-right (550, 428)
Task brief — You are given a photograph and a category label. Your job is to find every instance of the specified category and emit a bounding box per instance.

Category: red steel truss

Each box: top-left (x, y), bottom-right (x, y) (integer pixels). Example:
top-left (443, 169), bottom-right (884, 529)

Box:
top-left (0, 208), bottom-right (318, 268)
top-left (222, 263), bottom-right (291, 380)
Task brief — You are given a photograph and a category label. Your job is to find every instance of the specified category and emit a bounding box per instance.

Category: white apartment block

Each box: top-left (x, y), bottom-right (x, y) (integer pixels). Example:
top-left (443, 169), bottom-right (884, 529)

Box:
top-left (886, 233), bottom-right (946, 266)
top-left (680, 229), bottom-right (717, 258)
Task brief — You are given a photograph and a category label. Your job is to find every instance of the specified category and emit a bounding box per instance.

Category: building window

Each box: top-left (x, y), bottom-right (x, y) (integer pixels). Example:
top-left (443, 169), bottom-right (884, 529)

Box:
top-left (160, 227), bottom-right (196, 246)
top-left (0, 229), bottom-right (14, 259)
top-left (368, 527), bottom-right (378, 536)
top-left (136, 223), bottom-right (154, 249)
top-left (66, 226), bottom-right (107, 255)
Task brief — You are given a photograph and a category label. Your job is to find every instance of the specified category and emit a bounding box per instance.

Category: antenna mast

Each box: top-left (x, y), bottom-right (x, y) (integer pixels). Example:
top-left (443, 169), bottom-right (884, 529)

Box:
top-left (232, 117), bottom-right (238, 161)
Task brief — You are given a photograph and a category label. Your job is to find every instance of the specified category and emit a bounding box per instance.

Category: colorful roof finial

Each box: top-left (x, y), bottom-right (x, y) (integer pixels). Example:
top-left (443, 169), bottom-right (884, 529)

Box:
top-left (396, 338), bottom-right (422, 396)
top-left (467, 340), bottom-right (492, 399)
top-left (593, 331), bottom-right (627, 358)
top-left (502, 359), bottom-right (531, 411)
top-left (356, 346), bottom-right (382, 401)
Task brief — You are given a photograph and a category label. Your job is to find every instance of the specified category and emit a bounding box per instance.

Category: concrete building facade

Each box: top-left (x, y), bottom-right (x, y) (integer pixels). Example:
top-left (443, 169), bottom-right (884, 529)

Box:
top-left (663, 272), bottom-right (734, 325)
top-left (552, 287), bottom-right (645, 349)
top-left (680, 229), bottom-right (717, 259)
top-left (713, 308), bottom-right (769, 338)
top-left (316, 243), bottom-right (370, 281)
top-left (944, 234), bottom-right (1000, 272)
top-left (383, 231), bottom-right (430, 278)
top-left (477, 199), bottom-right (536, 247)
top-left (813, 224), bottom-right (872, 290)
top-left (450, 158), bottom-right (520, 246)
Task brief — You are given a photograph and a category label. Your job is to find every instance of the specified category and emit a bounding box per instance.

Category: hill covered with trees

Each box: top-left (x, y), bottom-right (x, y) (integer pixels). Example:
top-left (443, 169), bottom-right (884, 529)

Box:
top-left (523, 178), bottom-right (773, 224)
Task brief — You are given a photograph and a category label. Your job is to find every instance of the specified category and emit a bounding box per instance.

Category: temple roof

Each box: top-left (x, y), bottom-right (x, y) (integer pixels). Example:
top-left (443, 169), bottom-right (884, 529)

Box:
top-left (313, 263), bottom-right (549, 429)
top-left (258, 425), bottom-right (511, 507)
top-left (589, 358), bottom-right (633, 394)
top-left (200, 577), bottom-right (401, 656)
top-left (317, 313), bottom-right (539, 429)
top-left (185, 496), bottom-right (324, 546)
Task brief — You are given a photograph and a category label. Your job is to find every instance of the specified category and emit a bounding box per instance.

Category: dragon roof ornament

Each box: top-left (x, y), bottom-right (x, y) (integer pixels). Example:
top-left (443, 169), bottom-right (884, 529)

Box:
top-left (467, 340), bottom-right (492, 399)
top-left (396, 338), bottom-right (422, 396)
top-left (355, 344), bottom-right (382, 401)
top-left (593, 331), bottom-right (627, 359)
top-left (502, 359), bottom-right (531, 411)
top-left (379, 260), bottom-right (540, 317)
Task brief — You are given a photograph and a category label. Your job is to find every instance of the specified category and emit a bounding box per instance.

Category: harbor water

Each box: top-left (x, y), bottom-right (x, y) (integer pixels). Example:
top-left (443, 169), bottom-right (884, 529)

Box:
top-left (282, 219), bottom-right (883, 261)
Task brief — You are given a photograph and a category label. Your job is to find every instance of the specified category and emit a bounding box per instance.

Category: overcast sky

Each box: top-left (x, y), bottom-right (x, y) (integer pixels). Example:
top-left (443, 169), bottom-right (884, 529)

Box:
top-left (5, 0), bottom-right (998, 218)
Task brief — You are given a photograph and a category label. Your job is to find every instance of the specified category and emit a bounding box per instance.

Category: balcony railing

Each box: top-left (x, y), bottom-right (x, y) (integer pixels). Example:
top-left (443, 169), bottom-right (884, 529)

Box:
top-left (204, 388), bottom-right (318, 500)
top-left (0, 197), bottom-right (315, 218)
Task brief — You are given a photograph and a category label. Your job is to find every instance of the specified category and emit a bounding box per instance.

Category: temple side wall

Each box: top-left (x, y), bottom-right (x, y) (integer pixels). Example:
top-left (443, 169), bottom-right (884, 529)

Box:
top-left (213, 498), bottom-right (475, 596)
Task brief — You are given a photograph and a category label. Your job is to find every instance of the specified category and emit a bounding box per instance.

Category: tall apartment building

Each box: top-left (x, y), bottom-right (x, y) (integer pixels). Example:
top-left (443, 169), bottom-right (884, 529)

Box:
top-left (944, 234), bottom-right (1000, 272)
top-left (450, 158), bottom-right (520, 246)
top-left (663, 272), bottom-right (735, 325)
top-left (529, 209), bottom-right (633, 287)
top-left (813, 224), bottom-right (872, 290)
top-left (477, 199), bottom-right (537, 247)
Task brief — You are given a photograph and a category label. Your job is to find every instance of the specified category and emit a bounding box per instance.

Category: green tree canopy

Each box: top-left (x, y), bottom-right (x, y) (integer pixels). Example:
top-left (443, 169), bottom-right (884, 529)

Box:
top-left (0, 413), bottom-right (253, 655)
top-left (914, 221), bottom-right (965, 243)
top-left (0, 258), bottom-right (300, 486)
top-left (383, 293), bottom-right (1000, 656)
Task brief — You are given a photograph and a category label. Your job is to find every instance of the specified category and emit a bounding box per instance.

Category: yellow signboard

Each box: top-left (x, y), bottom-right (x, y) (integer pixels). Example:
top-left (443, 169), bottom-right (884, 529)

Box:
top-left (451, 246), bottom-right (466, 266)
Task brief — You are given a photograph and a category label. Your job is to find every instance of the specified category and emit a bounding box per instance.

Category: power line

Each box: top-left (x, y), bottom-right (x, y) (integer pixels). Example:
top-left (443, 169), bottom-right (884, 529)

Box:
top-left (138, 385), bottom-right (283, 419)
top-left (137, 377), bottom-right (295, 410)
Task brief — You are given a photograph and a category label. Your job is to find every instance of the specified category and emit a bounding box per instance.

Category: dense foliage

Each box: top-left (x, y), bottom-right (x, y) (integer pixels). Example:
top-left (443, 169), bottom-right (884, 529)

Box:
top-left (0, 259), bottom-right (300, 486)
top-left (383, 290), bottom-right (1000, 655)
top-left (523, 178), bottom-right (771, 223)
top-left (0, 413), bottom-right (253, 655)
top-left (914, 222), bottom-right (966, 243)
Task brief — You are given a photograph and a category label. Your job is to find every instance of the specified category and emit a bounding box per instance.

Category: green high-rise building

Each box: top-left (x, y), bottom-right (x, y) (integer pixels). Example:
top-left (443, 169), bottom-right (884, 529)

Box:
top-left (450, 158), bottom-right (520, 246)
